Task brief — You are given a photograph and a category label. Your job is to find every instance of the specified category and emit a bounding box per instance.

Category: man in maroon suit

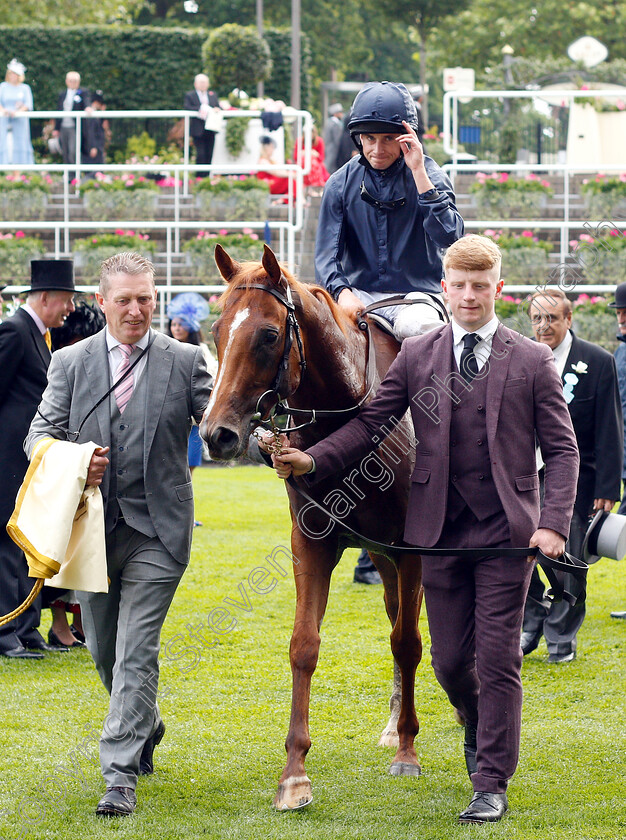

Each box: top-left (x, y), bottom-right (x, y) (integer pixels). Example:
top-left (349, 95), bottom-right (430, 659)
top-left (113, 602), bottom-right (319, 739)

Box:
top-left (271, 235), bottom-right (579, 824)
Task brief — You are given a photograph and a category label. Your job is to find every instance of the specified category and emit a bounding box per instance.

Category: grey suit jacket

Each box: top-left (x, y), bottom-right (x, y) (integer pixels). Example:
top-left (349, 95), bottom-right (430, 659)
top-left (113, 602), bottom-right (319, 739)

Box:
top-left (25, 328), bottom-right (212, 564)
top-left (306, 322), bottom-right (579, 549)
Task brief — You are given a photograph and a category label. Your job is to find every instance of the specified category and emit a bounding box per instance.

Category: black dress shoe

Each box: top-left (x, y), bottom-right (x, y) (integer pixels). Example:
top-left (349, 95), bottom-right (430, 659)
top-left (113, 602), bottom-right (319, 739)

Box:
top-left (463, 722), bottom-right (477, 777)
top-left (520, 630), bottom-right (541, 656)
top-left (96, 786), bottom-right (136, 817)
top-left (25, 638), bottom-right (70, 653)
top-left (353, 568), bottom-right (382, 585)
top-left (139, 720), bottom-right (165, 775)
top-left (547, 650), bottom-right (576, 664)
top-left (459, 791), bottom-right (508, 824)
top-left (0, 645), bottom-right (44, 660)
top-left (48, 628), bottom-right (85, 649)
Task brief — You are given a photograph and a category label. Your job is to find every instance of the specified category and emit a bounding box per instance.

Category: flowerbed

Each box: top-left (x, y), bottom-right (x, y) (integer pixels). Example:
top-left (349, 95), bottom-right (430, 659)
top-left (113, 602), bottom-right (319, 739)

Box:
top-left (0, 173), bottom-right (53, 221)
top-left (482, 229), bottom-right (552, 283)
top-left (81, 173), bottom-right (159, 221)
top-left (182, 229), bottom-right (262, 283)
top-left (570, 228), bottom-right (626, 283)
top-left (72, 230), bottom-right (156, 284)
top-left (580, 173), bottom-right (626, 219)
top-left (470, 172), bottom-right (553, 219)
top-left (0, 232), bottom-right (44, 284)
top-left (193, 177), bottom-right (270, 222)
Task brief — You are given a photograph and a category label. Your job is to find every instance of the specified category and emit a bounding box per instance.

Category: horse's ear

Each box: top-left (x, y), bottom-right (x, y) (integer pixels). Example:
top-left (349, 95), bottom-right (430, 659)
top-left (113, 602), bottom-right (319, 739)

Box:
top-left (262, 244), bottom-right (285, 289)
top-left (214, 244), bottom-right (241, 283)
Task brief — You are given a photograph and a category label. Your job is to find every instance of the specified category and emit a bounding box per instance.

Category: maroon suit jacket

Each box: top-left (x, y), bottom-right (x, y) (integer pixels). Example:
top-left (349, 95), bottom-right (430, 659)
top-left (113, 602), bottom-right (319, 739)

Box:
top-left (305, 322), bottom-right (579, 549)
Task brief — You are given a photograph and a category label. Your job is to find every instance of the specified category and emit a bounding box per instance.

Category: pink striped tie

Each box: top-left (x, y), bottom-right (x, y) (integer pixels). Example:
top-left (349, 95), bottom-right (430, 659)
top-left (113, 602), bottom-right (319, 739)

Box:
top-left (114, 343), bottom-right (135, 414)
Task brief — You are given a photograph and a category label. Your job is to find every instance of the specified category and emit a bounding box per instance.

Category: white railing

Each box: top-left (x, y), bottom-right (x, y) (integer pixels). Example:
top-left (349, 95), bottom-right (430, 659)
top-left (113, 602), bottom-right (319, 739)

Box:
top-left (0, 108), bottom-right (313, 273)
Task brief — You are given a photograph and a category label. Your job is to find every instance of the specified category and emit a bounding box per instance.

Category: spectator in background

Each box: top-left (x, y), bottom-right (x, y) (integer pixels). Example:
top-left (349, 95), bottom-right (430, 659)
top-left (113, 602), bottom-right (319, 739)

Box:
top-left (334, 109), bottom-right (358, 171)
top-left (521, 290), bottom-right (622, 661)
top-left (609, 281), bottom-right (626, 620)
top-left (53, 71), bottom-right (91, 172)
top-left (0, 59), bottom-right (34, 165)
top-left (184, 73), bottom-right (221, 177)
top-left (83, 90), bottom-right (110, 167)
top-left (256, 135), bottom-right (292, 199)
top-left (410, 84), bottom-right (427, 149)
top-left (166, 292), bottom-right (218, 527)
top-left (295, 124), bottom-right (329, 190)
top-left (323, 102), bottom-right (344, 174)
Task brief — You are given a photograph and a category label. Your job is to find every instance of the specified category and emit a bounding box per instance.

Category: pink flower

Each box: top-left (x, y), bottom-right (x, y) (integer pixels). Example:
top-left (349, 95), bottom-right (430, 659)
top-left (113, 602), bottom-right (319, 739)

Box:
top-left (15, 230), bottom-right (25, 239)
top-left (617, 99), bottom-right (626, 111)
top-left (484, 228), bottom-right (497, 237)
top-left (521, 230), bottom-right (533, 238)
top-left (497, 172), bottom-right (509, 183)
top-left (569, 239), bottom-right (579, 249)
top-left (580, 85), bottom-right (590, 91)
top-left (620, 173), bottom-right (626, 182)
top-left (242, 227), bottom-right (253, 235)
top-left (540, 180), bottom-right (551, 188)
top-left (218, 229), bottom-right (228, 236)
top-left (91, 238), bottom-right (98, 244)
top-left (209, 295), bottom-right (219, 303)
top-left (114, 228), bottom-right (125, 235)
top-left (250, 234), bottom-right (259, 240)
top-left (580, 234), bottom-right (594, 243)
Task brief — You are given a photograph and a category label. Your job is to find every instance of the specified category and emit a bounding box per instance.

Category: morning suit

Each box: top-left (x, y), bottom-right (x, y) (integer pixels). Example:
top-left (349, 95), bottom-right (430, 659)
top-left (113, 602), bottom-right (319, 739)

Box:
top-left (25, 328), bottom-right (212, 788)
top-left (55, 87), bottom-right (90, 167)
top-left (0, 307), bottom-right (51, 652)
top-left (523, 331), bottom-right (622, 655)
top-left (184, 88), bottom-right (220, 172)
top-left (304, 321), bottom-right (579, 792)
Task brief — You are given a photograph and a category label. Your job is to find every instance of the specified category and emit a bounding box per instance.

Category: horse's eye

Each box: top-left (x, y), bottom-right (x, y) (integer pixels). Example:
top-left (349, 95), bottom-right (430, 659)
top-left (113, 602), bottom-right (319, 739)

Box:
top-left (264, 330), bottom-right (279, 345)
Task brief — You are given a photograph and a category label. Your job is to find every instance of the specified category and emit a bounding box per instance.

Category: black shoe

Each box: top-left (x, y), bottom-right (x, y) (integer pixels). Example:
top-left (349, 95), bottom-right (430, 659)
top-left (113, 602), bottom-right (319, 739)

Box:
top-left (0, 645), bottom-right (44, 660)
top-left (547, 650), bottom-right (576, 664)
top-left (610, 610), bottom-right (626, 619)
top-left (459, 791), bottom-right (508, 824)
top-left (139, 720), bottom-right (165, 775)
top-left (96, 786), bottom-right (136, 817)
top-left (520, 630), bottom-right (541, 656)
top-left (25, 637), bottom-right (69, 653)
top-left (353, 568), bottom-right (382, 585)
top-left (70, 624), bottom-right (86, 643)
top-left (463, 722), bottom-right (477, 777)
top-left (48, 628), bottom-right (85, 649)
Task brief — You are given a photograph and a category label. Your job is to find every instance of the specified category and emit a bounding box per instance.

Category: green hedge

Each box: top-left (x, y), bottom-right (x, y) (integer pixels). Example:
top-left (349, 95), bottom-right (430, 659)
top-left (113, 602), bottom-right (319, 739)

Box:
top-left (0, 25), bottom-right (312, 153)
top-left (263, 28), bottom-right (312, 110)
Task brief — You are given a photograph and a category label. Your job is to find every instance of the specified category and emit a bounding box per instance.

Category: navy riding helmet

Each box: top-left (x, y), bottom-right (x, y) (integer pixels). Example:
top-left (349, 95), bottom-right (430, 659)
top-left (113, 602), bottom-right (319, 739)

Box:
top-left (348, 81), bottom-right (419, 151)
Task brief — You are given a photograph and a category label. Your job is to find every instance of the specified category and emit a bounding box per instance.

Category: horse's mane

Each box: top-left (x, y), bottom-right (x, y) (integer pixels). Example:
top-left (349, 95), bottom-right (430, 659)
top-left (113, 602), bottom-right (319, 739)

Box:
top-left (217, 260), bottom-right (349, 335)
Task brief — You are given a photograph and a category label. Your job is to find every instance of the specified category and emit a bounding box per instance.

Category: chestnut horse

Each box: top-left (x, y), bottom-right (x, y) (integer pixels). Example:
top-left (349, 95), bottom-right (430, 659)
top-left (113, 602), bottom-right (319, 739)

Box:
top-left (201, 244), bottom-right (423, 810)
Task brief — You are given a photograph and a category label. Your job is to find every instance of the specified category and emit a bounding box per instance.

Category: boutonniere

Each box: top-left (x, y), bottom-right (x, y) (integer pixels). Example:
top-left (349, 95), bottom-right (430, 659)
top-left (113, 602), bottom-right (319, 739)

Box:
top-left (571, 361), bottom-right (588, 374)
top-left (74, 93), bottom-right (82, 103)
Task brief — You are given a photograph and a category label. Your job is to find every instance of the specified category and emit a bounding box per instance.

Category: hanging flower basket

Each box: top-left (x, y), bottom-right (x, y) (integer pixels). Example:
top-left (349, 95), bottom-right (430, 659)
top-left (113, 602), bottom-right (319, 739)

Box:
top-left (193, 177), bottom-right (270, 222)
top-left (182, 230), bottom-right (261, 284)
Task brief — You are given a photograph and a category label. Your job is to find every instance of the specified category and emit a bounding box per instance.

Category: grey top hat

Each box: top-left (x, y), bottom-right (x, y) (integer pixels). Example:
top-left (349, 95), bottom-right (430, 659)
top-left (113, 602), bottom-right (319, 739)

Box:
top-left (608, 281), bottom-right (626, 308)
top-left (26, 260), bottom-right (75, 293)
top-left (581, 509), bottom-right (626, 564)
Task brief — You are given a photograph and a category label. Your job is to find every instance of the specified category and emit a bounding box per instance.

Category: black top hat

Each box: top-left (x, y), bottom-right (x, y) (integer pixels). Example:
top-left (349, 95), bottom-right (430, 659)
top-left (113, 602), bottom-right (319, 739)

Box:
top-left (27, 260), bottom-right (75, 293)
top-left (608, 281), bottom-right (626, 308)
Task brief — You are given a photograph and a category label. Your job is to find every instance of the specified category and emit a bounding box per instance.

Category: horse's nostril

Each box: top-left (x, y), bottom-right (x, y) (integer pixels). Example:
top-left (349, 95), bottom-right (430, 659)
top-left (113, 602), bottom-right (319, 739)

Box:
top-left (208, 426), bottom-right (240, 458)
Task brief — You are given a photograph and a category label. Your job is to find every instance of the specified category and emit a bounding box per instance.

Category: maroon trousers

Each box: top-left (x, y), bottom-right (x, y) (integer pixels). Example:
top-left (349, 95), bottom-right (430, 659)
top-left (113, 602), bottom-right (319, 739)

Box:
top-left (421, 506), bottom-right (534, 794)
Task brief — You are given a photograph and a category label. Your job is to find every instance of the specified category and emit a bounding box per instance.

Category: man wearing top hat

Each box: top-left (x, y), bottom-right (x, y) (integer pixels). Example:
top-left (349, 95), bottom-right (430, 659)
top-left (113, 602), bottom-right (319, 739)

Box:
top-left (0, 259), bottom-right (75, 658)
top-left (521, 289), bottom-right (623, 659)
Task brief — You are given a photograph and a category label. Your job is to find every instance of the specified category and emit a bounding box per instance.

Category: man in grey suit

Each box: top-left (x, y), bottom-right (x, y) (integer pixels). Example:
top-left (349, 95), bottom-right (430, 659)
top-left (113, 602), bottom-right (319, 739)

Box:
top-left (26, 252), bottom-right (212, 817)
top-left (270, 235), bottom-right (579, 824)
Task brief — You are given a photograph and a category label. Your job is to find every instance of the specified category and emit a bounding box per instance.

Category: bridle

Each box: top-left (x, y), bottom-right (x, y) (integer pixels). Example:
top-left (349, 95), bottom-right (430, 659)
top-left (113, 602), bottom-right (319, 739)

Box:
top-left (235, 280), bottom-right (377, 435)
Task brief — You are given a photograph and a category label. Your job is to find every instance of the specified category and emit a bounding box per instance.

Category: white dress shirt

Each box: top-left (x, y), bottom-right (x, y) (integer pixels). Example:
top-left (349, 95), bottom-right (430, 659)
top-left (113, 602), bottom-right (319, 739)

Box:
top-left (451, 314), bottom-right (500, 372)
top-left (106, 328), bottom-right (151, 386)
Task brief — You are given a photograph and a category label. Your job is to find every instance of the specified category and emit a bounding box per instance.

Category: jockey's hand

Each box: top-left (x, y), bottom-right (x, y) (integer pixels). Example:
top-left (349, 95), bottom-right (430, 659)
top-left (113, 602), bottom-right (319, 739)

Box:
top-left (337, 288), bottom-right (363, 322)
top-left (272, 447), bottom-right (313, 479)
top-left (397, 120), bottom-right (425, 172)
top-left (256, 430), bottom-right (289, 454)
top-left (86, 446), bottom-right (110, 487)
top-left (528, 527), bottom-right (565, 562)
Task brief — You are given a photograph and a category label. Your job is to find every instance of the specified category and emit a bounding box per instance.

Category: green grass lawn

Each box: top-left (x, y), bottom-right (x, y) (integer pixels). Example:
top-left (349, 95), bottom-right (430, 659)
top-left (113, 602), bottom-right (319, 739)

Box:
top-left (1, 464), bottom-right (625, 839)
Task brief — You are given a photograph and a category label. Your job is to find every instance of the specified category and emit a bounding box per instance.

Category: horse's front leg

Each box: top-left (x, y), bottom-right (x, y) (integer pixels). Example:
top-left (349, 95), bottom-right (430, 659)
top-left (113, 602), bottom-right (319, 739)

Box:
top-left (388, 554), bottom-right (423, 777)
top-left (273, 529), bottom-right (336, 811)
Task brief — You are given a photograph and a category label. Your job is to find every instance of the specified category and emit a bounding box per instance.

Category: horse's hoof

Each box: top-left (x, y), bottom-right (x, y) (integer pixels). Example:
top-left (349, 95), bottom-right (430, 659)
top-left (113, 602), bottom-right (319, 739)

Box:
top-left (389, 761), bottom-right (421, 777)
top-left (273, 775), bottom-right (313, 811)
top-left (377, 729), bottom-right (400, 748)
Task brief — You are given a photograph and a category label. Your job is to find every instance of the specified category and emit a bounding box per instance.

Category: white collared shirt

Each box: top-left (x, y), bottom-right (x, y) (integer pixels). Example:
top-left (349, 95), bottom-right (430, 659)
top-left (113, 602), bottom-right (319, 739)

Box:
top-left (551, 330), bottom-right (573, 377)
top-left (21, 303), bottom-right (47, 336)
top-left (450, 314), bottom-right (500, 372)
top-left (105, 328), bottom-right (151, 385)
